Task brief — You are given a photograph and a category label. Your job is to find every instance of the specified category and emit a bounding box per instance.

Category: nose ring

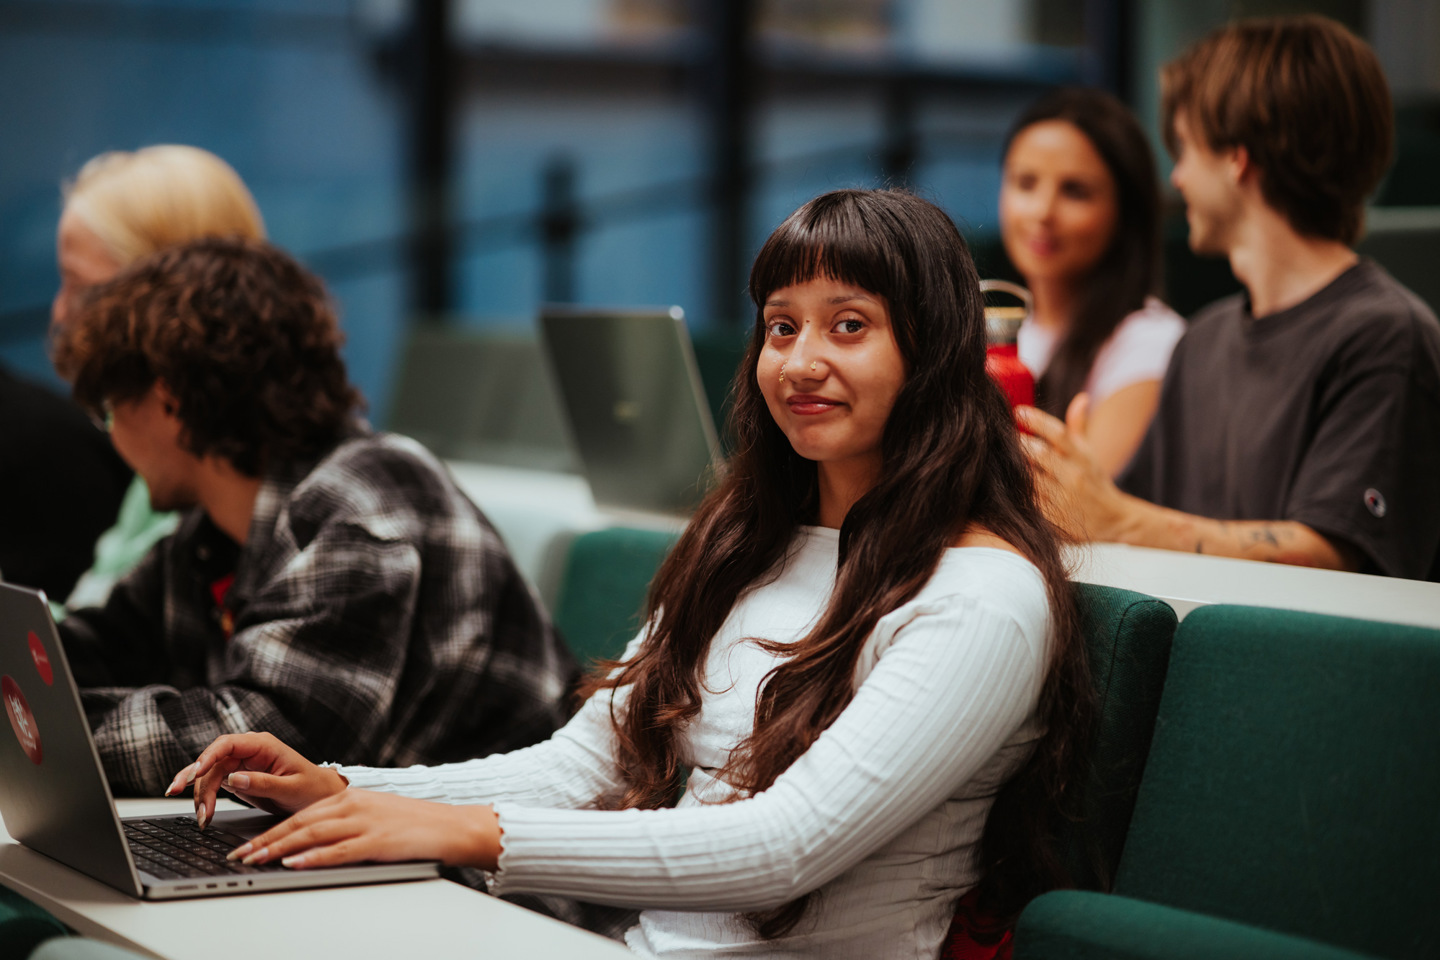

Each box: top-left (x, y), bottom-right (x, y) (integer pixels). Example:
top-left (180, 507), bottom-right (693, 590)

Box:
top-left (778, 364), bottom-right (786, 383)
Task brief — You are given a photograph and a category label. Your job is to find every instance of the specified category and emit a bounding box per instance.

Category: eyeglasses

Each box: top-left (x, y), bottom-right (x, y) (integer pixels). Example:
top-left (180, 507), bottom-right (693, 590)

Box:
top-left (89, 399), bottom-right (114, 434)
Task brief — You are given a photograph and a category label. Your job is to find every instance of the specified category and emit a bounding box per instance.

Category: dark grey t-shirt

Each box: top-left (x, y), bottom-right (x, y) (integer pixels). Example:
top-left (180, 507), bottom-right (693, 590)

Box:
top-left (1119, 259), bottom-right (1440, 581)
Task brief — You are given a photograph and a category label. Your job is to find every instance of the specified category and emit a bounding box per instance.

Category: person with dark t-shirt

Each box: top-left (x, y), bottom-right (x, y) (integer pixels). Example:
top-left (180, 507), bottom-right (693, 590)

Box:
top-left (0, 365), bottom-right (131, 599)
top-left (1020, 15), bottom-right (1440, 581)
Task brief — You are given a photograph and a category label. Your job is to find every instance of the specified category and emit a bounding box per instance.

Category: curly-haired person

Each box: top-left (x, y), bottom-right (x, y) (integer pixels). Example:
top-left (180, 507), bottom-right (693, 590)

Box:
top-left (51, 237), bottom-right (577, 796)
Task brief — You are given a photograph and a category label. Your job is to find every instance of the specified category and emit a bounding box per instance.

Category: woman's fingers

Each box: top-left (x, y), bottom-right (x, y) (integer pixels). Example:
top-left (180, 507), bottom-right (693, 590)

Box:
top-left (169, 732), bottom-right (278, 796)
top-left (225, 791), bottom-right (500, 871)
top-left (222, 769), bottom-right (323, 810)
top-left (193, 756), bottom-right (244, 829)
top-left (279, 838), bottom-right (367, 870)
top-left (171, 732), bottom-right (336, 825)
top-left (190, 734), bottom-right (257, 780)
top-left (164, 762), bottom-right (198, 798)
top-left (229, 793), bottom-right (350, 863)
top-left (239, 812), bottom-right (360, 866)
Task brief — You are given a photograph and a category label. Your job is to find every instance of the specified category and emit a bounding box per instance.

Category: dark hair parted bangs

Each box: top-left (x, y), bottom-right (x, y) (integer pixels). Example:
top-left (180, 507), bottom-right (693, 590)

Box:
top-left (748, 188), bottom-right (984, 379)
top-left (583, 189), bottom-right (1092, 936)
top-left (55, 237), bottom-right (362, 476)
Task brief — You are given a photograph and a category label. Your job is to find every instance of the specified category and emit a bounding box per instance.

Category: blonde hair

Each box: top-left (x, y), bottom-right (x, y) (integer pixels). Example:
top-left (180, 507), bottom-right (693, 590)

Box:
top-left (63, 145), bottom-right (265, 266)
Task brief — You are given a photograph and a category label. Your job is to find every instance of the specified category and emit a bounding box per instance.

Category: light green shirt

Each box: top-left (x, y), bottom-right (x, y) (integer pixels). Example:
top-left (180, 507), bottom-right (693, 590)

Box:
top-left (62, 476), bottom-right (180, 613)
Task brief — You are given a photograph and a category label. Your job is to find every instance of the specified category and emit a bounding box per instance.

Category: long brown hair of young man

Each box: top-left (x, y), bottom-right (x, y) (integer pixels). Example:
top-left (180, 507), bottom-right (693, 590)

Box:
top-left (582, 189), bottom-right (1092, 936)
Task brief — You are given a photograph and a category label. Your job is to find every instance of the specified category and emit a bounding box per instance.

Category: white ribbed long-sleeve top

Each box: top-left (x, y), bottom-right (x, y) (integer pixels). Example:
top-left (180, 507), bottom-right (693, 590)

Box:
top-left (339, 526), bottom-right (1052, 959)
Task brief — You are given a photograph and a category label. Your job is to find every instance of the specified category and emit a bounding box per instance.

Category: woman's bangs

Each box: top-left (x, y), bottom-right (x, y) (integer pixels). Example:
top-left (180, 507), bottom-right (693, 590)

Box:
top-left (749, 198), bottom-right (898, 311)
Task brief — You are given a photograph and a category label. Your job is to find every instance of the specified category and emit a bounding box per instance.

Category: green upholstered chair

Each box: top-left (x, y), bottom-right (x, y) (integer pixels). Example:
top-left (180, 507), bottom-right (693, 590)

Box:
top-left (1016, 890), bottom-right (1380, 960)
top-left (551, 526), bottom-right (680, 668)
top-left (1063, 584), bottom-right (1179, 890)
top-left (1017, 605), bottom-right (1440, 960)
top-left (0, 885), bottom-right (67, 959)
top-left (941, 584), bottom-right (1177, 959)
top-left (30, 939), bottom-right (152, 960)
top-left (689, 328), bottom-right (748, 454)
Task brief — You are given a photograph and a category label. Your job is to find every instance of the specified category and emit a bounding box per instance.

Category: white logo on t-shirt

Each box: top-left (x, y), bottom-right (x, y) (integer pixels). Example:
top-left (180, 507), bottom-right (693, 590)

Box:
top-left (1364, 488), bottom-right (1387, 518)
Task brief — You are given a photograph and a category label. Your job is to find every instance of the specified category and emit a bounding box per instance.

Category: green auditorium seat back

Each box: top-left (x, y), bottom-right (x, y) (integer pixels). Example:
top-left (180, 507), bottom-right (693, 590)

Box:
top-left (941, 584), bottom-right (1176, 960)
top-left (31, 938), bottom-right (155, 960)
top-left (1112, 605), bottom-right (1440, 959)
top-left (1064, 584), bottom-right (1178, 890)
top-left (552, 526), bottom-right (680, 668)
top-left (1017, 889), bottom-right (1380, 960)
top-left (0, 885), bottom-right (67, 958)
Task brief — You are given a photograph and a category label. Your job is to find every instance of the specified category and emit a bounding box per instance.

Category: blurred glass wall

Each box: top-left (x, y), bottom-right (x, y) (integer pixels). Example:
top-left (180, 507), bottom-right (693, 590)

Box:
top-left (0, 0), bottom-right (408, 413)
top-left (2, 0), bottom-right (1435, 425)
top-left (0, 0), bottom-right (1085, 422)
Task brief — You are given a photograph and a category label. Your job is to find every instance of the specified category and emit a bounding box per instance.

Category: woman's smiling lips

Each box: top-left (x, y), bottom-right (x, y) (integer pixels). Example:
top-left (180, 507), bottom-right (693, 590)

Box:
top-left (1022, 234), bottom-right (1060, 258)
top-left (786, 394), bottom-right (844, 415)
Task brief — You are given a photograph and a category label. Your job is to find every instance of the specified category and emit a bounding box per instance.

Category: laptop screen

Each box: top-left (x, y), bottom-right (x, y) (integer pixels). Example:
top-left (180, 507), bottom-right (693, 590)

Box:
top-left (540, 306), bottom-right (721, 515)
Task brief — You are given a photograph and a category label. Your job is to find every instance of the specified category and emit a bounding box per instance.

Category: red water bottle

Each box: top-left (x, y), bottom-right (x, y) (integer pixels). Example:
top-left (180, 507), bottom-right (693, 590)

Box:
top-left (980, 279), bottom-right (1035, 409)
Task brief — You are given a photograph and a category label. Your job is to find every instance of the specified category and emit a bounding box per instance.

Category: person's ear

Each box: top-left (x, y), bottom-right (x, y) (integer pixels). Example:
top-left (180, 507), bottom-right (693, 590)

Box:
top-left (1227, 144), bottom-right (1256, 189)
top-left (154, 381), bottom-right (180, 419)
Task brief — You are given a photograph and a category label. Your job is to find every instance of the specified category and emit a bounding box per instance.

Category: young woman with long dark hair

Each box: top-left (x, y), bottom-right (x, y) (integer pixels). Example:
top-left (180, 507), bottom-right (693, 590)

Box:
top-left (172, 189), bottom-right (1091, 958)
top-left (1000, 88), bottom-right (1185, 476)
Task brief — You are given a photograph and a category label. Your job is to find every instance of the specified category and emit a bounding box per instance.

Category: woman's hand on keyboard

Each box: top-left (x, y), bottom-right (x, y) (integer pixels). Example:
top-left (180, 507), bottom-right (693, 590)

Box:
top-left (167, 732), bottom-right (348, 829)
top-left (224, 790), bottom-right (501, 871)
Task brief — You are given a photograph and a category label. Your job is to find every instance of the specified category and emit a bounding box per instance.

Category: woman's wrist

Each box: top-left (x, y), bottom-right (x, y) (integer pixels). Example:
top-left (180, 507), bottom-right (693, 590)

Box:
top-left (450, 804), bottom-right (502, 870)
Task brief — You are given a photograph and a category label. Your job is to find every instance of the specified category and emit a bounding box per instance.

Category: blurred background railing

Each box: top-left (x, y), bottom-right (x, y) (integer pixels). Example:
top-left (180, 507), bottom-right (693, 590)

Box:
top-left (2, 0), bottom-right (1437, 426)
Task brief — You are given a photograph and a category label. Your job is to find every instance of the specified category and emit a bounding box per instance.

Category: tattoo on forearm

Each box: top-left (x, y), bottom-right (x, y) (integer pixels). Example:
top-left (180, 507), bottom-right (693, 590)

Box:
top-left (1247, 526), bottom-right (1281, 548)
top-left (1192, 522), bottom-right (1292, 558)
top-left (1154, 507), bottom-right (1343, 569)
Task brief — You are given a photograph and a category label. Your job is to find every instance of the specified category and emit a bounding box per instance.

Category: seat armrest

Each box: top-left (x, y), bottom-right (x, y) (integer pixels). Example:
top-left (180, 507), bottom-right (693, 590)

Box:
top-left (0, 885), bottom-right (67, 959)
top-left (1014, 891), bottom-right (1380, 960)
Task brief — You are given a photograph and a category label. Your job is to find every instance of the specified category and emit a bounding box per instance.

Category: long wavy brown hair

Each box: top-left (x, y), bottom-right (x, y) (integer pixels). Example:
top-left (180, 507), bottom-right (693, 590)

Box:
top-left (583, 189), bottom-right (1091, 935)
top-left (1002, 89), bottom-right (1162, 419)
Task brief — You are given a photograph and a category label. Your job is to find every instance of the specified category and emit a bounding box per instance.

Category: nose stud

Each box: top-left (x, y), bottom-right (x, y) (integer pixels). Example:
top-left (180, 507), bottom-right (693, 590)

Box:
top-left (779, 364), bottom-right (786, 383)
top-left (810, 361), bottom-right (817, 371)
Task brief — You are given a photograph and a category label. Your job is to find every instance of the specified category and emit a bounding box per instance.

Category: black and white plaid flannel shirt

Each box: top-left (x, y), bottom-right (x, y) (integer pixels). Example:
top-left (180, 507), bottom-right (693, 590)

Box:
top-left (59, 430), bottom-right (578, 796)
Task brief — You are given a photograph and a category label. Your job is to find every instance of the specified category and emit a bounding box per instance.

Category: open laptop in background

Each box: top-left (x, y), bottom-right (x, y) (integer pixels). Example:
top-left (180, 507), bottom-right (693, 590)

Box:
top-left (539, 305), bottom-right (723, 516)
top-left (0, 582), bottom-right (438, 900)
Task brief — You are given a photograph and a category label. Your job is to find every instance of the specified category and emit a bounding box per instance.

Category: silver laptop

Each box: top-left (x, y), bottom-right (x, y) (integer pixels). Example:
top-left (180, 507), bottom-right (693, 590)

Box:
top-left (539, 305), bottom-right (722, 515)
top-left (0, 582), bottom-right (438, 899)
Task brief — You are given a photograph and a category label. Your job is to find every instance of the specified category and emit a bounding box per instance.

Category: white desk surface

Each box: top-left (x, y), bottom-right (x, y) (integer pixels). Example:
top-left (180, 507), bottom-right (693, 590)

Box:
top-left (0, 798), bottom-right (632, 960)
top-left (1069, 542), bottom-right (1440, 628)
top-left (450, 461), bottom-right (1440, 630)
top-left (446, 460), bottom-right (684, 606)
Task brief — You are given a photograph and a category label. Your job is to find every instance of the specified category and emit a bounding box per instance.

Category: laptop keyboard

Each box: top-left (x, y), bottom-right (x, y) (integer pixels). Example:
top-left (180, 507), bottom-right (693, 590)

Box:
top-left (123, 817), bottom-right (283, 880)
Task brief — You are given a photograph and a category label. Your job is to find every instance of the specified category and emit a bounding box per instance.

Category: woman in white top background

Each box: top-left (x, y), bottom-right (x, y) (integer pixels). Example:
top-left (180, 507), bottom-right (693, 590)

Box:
top-left (1000, 88), bottom-right (1187, 476)
top-left (172, 189), bottom-right (1092, 959)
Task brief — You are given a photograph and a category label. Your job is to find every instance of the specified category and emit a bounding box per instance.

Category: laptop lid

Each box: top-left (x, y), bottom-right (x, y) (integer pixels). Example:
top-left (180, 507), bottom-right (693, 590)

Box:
top-left (0, 583), bottom-right (142, 895)
top-left (539, 306), bottom-right (722, 515)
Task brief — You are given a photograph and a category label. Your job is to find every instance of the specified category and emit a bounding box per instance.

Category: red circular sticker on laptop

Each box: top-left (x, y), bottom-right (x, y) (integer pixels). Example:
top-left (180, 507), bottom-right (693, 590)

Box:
top-left (2, 675), bottom-right (42, 765)
top-left (28, 632), bottom-right (53, 686)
